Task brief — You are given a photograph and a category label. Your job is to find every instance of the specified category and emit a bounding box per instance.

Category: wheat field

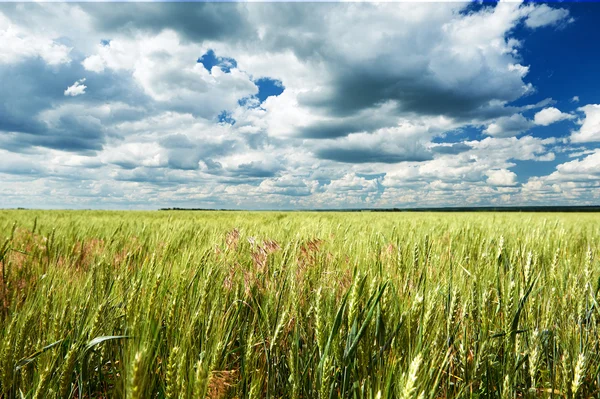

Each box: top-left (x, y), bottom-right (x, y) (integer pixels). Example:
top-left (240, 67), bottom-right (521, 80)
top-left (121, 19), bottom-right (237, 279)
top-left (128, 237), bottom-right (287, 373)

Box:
top-left (0, 210), bottom-right (599, 398)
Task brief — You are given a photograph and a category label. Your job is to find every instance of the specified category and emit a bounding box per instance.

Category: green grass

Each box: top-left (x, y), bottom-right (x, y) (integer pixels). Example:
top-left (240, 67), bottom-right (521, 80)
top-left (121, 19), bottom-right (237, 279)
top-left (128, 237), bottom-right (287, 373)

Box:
top-left (0, 210), bottom-right (599, 398)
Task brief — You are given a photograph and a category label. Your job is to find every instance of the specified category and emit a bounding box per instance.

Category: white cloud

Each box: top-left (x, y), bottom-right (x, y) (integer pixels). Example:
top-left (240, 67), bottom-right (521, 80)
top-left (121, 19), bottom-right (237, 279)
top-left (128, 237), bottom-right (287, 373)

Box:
top-left (64, 78), bottom-right (87, 97)
top-left (521, 150), bottom-right (600, 204)
top-left (533, 107), bottom-right (574, 126)
top-left (0, 149), bottom-right (46, 176)
top-left (83, 30), bottom-right (257, 118)
top-left (468, 136), bottom-right (556, 162)
top-left (484, 114), bottom-right (532, 137)
top-left (382, 135), bottom-right (554, 193)
top-left (100, 142), bottom-right (167, 169)
top-left (0, 12), bottom-right (72, 65)
top-left (81, 54), bottom-right (106, 73)
top-left (257, 176), bottom-right (314, 197)
top-left (326, 173), bottom-right (378, 193)
top-left (552, 149), bottom-right (600, 179)
top-left (524, 4), bottom-right (572, 29)
top-left (486, 169), bottom-right (518, 187)
top-left (571, 96), bottom-right (580, 103)
top-left (571, 104), bottom-right (600, 143)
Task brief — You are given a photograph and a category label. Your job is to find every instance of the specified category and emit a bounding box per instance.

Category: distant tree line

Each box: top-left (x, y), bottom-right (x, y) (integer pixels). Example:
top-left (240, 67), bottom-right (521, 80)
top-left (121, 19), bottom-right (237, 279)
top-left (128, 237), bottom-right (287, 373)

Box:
top-left (159, 206), bottom-right (600, 212)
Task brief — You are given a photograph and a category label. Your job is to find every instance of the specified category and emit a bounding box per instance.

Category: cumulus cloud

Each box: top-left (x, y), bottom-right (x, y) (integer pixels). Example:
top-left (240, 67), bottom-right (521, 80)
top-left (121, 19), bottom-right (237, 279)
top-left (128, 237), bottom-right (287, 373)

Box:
top-left (571, 104), bottom-right (600, 143)
top-left (0, 150), bottom-right (46, 176)
top-left (258, 176), bottom-right (313, 197)
top-left (288, 2), bottom-right (549, 122)
top-left (322, 174), bottom-right (381, 206)
top-left (484, 114), bottom-right (532, 138)
top-left (64, 78), bottom-right (87, 97)
top-left (84, 3), bottom-right (254, 44)
top-left (311, 120), bottom-right (444, 164)
top-left (524, 4), bottom-right (572, 29)
top-left (382, 135), bottom-right (554, 192)
top-left (533, 107), bottom-right (574, 126)
top-left (0, 12), bottom-right (72, 65)
top-left (521, 150), bottom-right (600, 205)
top-left (468, 136), bottom-right (556, 162)
top-left (486, 169), bottom-right (518, 187)
top-left (82, 31), bottom-right (258, 118)
top-left (554, 150), bottom-right (600, 177)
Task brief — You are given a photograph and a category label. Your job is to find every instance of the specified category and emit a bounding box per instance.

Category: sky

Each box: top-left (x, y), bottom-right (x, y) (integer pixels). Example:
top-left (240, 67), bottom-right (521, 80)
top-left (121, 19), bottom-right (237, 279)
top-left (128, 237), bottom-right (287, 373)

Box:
top-left (1, 1), bottom-right (600, 209)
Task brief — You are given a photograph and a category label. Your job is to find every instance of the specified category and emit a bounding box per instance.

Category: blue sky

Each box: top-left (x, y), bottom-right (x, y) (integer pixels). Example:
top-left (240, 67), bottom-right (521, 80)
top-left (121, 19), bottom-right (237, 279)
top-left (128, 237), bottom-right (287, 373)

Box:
top-left (1, 1), bottom-right (600, 209)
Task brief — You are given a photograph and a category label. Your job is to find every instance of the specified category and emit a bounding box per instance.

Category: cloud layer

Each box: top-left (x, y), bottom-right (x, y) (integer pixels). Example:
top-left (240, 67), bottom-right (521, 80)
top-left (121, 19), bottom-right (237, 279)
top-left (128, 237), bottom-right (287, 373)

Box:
top-left (0, 2), bottom-right (598, 209)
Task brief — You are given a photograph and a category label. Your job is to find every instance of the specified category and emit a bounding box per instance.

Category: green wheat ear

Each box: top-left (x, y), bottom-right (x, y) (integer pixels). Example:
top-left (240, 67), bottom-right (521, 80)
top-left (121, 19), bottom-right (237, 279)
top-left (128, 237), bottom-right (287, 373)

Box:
top-left (58, 344), bottom-right (79, 399)
top-left (165, 346), bottom-right (180, 399)
top-left (128, 350), bottom-right (145, 399)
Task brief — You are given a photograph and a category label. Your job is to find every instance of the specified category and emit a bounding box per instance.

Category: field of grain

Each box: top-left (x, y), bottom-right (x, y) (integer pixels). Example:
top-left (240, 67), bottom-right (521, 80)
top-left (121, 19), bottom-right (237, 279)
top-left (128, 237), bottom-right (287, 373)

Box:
top-left (0, 211), bottom-right (599, 398)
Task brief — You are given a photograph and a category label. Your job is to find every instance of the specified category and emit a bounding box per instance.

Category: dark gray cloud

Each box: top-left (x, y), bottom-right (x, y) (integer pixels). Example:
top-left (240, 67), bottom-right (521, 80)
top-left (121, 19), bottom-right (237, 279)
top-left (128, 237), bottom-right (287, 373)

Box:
top-left (83, 3), bottom-right (256, 44)
top-left (235, 162), bottom-right (281, 178)
top-left (430, 143), bottom-right (473, 155)
top-left (261, 180), bottom-right (312, 196)
top-left (113, 168), bottom-right (194, 186)
top-left (297, 114), bottom-right (396, 139)
top-left (299, 65), bottom-right (525, 121)
top-left (160, 134), bottom-right (195, 149)
top-left (315, 147), bottom-right (432, 164)
top-left (0, 56), bottom-right (151, 152)
top-left (201, 158), bottom-right (283, 183)
top-left (0, 161), bottom-right (45, 176)
top-left (167, 149), bottom-right (205, 171)
top-left (158, 134), bottom-right (241, 171)
top-left (484, 114), bottom-right (533, 138)
top-left (245, 3), bottom-right (334, 60)
top-left (0, 59), bottom-right (67, 133)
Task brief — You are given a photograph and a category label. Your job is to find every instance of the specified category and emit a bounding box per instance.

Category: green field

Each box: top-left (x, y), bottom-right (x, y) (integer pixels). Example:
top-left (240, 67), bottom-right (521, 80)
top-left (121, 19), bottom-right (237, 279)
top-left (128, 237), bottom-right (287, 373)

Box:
top-left (0, 211), bottom-right (599, 398)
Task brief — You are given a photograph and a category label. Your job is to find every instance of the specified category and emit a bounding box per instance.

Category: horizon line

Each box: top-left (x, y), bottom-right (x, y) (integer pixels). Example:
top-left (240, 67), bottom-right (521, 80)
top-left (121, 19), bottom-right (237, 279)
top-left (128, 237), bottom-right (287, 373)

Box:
top-left (3, 205), bottom-right (600, 212)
